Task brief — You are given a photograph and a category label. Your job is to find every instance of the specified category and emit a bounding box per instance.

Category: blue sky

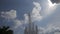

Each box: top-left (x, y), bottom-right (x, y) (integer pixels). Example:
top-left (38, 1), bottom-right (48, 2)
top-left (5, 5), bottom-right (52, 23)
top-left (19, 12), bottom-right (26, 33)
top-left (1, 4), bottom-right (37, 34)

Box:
top-left (0, 0), bottom-right (60, 34)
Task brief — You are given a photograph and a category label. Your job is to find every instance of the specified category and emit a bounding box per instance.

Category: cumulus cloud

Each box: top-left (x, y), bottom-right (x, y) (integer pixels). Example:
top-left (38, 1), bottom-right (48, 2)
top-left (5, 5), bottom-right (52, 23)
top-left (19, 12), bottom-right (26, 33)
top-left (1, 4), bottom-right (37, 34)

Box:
top-left (38, 25), bottom-right (60, 34)
top-left (37, 4), bottom-right (60, 34)
top-left (1, 1), bottom-right (54, 30)
top-left (24, 14), bottom-right (29, 24)
top-left (31, 2), bottom-right (42, 22)
top-left (1, 10), bottom-right (16, 19)
top-left (12, 1), bottom-right (43, 29)
top-left (13, 19), bottom-right (23, 29)
top-left (46, 10), bottom-right (60, 29)
top-left (0, 9), bottom-right (31, 29)
top-left (13, 1), bottom-right (43, 29)
top-left (46, 24), bottom-right (60, 34)
top-left (0, 10), bottom-right (23, 29)
top-left (13, 13), bottom-right (29, 29)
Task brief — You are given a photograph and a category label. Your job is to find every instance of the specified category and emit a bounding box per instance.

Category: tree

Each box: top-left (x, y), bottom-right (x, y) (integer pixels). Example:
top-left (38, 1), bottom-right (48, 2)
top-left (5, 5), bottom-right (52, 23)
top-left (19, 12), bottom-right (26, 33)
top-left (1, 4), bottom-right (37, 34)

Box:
top-left (0, 26), bottom-right (13, 34)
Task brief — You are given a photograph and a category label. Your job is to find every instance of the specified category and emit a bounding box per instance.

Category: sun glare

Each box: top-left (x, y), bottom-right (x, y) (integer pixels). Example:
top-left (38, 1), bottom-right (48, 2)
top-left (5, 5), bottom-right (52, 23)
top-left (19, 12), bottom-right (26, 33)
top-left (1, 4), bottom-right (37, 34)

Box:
top-left (48, 0), bottom-right (56, 7)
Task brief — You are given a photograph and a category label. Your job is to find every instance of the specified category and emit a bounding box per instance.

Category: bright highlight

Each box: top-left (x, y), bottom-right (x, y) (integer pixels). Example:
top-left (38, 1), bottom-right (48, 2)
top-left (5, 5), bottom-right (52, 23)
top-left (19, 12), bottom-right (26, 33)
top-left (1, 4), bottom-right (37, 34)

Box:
top-left (48, 0), bottom-right (56, 7)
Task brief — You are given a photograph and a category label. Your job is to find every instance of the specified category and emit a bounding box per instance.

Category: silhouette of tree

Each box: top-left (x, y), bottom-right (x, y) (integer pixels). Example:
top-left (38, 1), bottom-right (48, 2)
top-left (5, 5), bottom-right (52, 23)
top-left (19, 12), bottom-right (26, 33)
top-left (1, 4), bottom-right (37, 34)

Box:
top-left (0, 26), bottom-right (13, 34)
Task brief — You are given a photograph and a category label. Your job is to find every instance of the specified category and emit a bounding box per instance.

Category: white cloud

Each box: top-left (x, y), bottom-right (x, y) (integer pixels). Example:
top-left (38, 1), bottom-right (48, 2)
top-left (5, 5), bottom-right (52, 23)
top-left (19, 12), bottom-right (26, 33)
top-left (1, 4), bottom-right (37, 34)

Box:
top-left (31, 2), bottom-right (42, 22)
top-left (13, 1), bottom-right (44, 29)
top-left (45, 24), bottom-right (60, 34)
top-left (14, 13), bottom-right (29, 29)
top-left (37, 5), bottom-right (60, 34)
top-left (11, 2), bottom-right (44, 28)
top-left (24, 14), bottom-right (29, 24)
top-left (1, 10), bottom-right (16, 19)
top-left (13, 19), bottom-right (23, 29)
top-left (0, 10), bottom-right (24, 29)
top-left (46, 11), bottom-right (60, 29)
top-left (0, 9), bottom-right (31, 29)
top-left (38, 24), bottom-right (60, 34)
top-left (12, 1), bottom-right (60, 34)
